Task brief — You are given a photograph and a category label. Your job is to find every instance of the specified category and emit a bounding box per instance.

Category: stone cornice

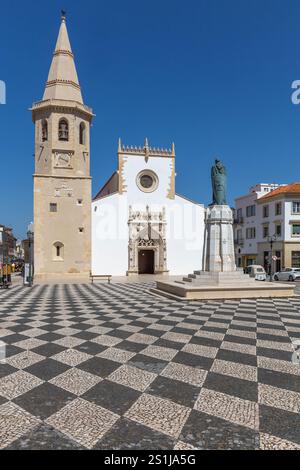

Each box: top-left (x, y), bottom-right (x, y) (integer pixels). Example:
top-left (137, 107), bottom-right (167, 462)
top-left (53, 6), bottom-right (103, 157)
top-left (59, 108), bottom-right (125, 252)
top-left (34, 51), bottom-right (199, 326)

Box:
top-left (30, 99), bottom-right (94, 118)
top-left (119, 148), bottom-right (175, 158)
top-left (33, 174), bottom-right (92, 180)
top-left (118, 140), bottom-right (175, 158)
top-left (53, 49), bottom-right (74, 58)
top-left (45, 79), bottom-right (81, 90)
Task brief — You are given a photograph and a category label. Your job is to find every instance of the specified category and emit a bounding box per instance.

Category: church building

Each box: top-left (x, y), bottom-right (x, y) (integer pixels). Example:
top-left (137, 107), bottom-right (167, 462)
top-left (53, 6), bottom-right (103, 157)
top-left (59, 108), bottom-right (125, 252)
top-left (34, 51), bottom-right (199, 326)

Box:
top-left (92, 140), bottom-right (205, 276)
top-left (33, 14), bottom-right (205, 279)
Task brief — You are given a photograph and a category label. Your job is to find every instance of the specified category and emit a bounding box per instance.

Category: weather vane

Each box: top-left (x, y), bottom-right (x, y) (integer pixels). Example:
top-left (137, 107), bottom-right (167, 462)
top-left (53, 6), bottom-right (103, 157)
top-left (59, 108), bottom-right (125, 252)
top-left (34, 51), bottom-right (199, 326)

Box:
top-left (61, 9), bottom-right (66, 19)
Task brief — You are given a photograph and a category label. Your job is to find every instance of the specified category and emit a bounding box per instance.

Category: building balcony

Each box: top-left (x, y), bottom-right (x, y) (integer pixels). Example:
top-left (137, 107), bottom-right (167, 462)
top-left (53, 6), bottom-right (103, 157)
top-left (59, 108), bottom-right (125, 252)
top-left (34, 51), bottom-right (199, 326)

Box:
top-left (234, 238), bottom-right (244, 246)
top-left (234, 217), bottom-right (244, 225)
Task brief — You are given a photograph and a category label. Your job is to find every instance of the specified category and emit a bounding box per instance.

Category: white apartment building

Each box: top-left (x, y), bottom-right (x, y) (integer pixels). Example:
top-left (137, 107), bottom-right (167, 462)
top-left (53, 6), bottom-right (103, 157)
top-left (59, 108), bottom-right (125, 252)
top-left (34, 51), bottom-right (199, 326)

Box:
top-left (234, 183), bottom-right (283, 268)
top-left (256, 183), bottom-right (300, 271)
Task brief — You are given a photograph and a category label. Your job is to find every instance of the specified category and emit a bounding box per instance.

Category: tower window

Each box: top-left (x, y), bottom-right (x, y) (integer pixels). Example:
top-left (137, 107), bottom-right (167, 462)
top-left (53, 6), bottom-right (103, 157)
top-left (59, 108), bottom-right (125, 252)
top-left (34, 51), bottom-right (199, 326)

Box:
top-left (58, 119), bottom-right (69, 141)
top-left (42, 119), bottom-right (48, 142)
top-left (79, 227), bottom-right (84, 233)
top-left (53, 242), bottom-right (64, 261)
top-left (79, 122), bottom-right (86, 145)
top-left (77, 199), bottom-right (83, 206)
top-left (50, 203), bottom-right (57, 212)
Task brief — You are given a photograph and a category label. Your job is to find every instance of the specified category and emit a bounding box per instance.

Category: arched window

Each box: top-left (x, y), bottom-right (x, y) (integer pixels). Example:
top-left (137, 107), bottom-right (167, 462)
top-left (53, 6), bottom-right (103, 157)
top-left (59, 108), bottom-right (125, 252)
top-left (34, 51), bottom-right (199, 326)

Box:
top-left (53, 242), bottom-right (64, 260)
top-left (42, 119), bottom-right (48, 142)
top-left (58, 119), bottom-right (69, 141)
top-left (79, 122), bottom-right (86, 145)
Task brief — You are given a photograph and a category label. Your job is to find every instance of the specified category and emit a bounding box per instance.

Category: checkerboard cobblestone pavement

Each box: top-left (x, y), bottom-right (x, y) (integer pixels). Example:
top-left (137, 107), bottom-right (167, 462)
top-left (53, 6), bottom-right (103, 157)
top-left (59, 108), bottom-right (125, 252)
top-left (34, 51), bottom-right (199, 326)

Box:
top-left (1, 282), bottom-right (300, 450)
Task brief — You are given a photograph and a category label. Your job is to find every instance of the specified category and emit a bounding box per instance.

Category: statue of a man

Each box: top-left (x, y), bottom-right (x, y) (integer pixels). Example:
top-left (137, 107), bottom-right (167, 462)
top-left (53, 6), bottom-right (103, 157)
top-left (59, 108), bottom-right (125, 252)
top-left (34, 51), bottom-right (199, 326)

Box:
top-left (211, 159), bottom-right (227, 205)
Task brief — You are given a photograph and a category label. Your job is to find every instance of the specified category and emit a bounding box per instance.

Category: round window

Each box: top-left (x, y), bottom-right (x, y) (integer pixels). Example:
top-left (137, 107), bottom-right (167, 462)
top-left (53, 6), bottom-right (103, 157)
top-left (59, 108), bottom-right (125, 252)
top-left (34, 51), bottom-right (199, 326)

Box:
top-left (136, 171), bottom-right (158, 193)
top-left (140, 174), bottom-right (154, 189)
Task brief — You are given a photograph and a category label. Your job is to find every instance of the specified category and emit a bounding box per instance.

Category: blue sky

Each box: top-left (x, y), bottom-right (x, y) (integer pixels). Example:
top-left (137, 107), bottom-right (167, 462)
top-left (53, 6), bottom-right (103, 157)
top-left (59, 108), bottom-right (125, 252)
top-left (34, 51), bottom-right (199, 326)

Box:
top-left (1, 0), bottom-right (300, 238)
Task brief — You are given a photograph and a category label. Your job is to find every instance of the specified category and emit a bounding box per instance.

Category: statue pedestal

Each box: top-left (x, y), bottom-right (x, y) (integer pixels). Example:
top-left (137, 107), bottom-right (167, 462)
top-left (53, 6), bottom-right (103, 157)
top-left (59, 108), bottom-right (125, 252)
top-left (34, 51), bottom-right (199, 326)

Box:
top-left (153, 206), bottom-right (294, 299)
top-left (204, 205), bottom-right (236, 272)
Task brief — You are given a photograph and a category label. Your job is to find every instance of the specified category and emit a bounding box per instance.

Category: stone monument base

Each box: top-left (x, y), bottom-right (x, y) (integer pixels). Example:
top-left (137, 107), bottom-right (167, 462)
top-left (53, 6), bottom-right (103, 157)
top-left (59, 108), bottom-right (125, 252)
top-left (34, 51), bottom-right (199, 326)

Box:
top-left (204, 205), bottom-right (236, 272)
top-left (152, 270), bottom-right (295, 300)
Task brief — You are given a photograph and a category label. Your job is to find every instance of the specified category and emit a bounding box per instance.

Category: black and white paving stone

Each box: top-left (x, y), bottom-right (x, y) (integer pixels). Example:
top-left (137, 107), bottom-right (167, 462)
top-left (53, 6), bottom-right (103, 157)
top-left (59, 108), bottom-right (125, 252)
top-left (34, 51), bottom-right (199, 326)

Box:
top-left (0, 282), bottom-right (300, 450)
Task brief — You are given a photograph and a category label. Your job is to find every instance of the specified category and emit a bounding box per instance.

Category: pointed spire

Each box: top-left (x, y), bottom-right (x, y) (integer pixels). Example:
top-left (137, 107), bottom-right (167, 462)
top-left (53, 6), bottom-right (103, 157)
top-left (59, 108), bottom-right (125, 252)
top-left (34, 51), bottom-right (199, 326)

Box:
top-left (43, 12), bottom-right (83, 103)
top-left (118, 138), bottom-right (122, 153)
top-left (171, 142), bottom-right (175, 156)
top-left (144, 137), bottom-right (150, 157)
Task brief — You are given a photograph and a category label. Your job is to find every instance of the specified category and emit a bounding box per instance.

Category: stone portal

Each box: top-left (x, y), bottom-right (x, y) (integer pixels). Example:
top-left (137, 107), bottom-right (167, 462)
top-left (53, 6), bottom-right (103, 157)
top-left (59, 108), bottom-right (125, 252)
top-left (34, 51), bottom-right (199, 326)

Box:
top-left (127, 206), bottom-right (168, 276)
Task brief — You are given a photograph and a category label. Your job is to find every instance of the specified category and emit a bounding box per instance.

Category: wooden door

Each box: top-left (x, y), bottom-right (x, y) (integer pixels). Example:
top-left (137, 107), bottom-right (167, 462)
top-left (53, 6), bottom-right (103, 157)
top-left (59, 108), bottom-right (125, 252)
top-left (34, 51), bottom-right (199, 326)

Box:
top-left (138, 250), bottom-right (154, 274)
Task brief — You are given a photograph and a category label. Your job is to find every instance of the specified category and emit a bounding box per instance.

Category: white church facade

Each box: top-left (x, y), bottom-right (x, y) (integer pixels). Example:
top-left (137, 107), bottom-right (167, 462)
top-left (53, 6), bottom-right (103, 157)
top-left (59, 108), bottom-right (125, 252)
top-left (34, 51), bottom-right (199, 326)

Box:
top-left (92, 140), bottom-right (205, 276)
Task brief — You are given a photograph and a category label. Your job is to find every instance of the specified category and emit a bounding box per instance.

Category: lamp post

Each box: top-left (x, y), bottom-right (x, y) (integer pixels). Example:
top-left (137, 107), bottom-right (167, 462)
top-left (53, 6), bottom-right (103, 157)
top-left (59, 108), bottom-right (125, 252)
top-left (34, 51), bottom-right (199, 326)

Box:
top-left (27, 223), bottom-right (34, 287)
top-left (267, 234), bottom-right (277, 282)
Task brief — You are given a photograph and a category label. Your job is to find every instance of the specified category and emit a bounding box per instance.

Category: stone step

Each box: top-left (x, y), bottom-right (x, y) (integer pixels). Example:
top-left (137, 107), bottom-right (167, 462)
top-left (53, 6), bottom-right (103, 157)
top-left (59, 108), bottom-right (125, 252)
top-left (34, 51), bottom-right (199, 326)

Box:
top-left (150, 288), bottom-right (187, 302)
top-left (183, 274), bottom-right (217, 282)
top-left (188, 273), bottom-right (214, 280)
top-left (182, 273), bottom-right (257, 286)
top-left (154, 280), bottom-right (295, 301)
top-left (193, 270), bottom-right (247, 278)
top-left (192, 274), bottom-right (216, 279)
top-left (191, 280), bottom-right (256, 285)
top-left (187, 281), bottom-right (258, 288)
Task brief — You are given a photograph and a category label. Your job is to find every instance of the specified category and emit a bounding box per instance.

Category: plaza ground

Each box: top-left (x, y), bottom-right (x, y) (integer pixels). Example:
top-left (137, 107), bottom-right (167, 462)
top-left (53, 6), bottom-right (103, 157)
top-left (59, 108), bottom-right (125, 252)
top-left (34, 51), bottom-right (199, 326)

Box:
top-left (0, 279), bottom-right (300, 450)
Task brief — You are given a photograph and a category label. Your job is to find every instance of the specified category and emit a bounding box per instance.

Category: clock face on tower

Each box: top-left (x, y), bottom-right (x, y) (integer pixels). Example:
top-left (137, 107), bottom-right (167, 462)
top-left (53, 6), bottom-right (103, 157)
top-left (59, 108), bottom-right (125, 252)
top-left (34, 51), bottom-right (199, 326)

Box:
top-left (54, 152), bottom-right (73, 168)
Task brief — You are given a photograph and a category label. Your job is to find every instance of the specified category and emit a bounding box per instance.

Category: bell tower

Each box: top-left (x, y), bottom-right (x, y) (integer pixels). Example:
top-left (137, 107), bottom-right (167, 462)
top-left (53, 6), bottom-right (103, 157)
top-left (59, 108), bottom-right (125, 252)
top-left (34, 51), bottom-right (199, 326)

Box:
top-left (32, 13), bottom-right (93, 279)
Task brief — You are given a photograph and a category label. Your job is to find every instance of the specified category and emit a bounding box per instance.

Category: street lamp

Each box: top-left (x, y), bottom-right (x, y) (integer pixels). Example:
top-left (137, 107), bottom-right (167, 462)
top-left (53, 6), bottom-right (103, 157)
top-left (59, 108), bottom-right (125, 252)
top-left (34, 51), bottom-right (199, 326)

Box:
top-left (267, 234), bottom-right (277, 282)
top-left (27, 223), bottom-right (34, 287)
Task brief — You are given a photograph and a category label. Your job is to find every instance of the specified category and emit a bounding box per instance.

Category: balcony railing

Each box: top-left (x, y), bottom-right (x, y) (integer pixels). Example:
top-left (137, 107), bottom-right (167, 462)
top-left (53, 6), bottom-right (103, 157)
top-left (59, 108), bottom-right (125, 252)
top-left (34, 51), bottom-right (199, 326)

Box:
top-left (234, 238), bottom-right (244, 246)
top-left (234, 217), bottom-right (244, 225)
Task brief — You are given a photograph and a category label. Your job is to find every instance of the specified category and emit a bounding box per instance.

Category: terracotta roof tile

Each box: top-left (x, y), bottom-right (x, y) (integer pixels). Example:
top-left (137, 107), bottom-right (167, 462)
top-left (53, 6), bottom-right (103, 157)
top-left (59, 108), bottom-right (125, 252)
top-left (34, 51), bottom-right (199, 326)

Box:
top-left (259, 183), bottom-right (300, 201)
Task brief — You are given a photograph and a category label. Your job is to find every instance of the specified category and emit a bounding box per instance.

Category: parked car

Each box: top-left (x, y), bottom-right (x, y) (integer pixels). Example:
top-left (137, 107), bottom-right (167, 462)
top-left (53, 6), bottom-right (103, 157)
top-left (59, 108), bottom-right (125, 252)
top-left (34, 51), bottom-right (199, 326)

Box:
top-left (273, 268), bottom-right (300, 282)
top-left (244, 265), bottom-right (267, 281)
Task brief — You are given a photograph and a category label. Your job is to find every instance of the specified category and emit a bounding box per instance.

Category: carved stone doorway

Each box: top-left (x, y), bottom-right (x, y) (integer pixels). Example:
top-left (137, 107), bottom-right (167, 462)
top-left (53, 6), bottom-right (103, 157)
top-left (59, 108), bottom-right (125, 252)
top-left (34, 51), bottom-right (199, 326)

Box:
top-left (127, 206), bottom-right (168, 276)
